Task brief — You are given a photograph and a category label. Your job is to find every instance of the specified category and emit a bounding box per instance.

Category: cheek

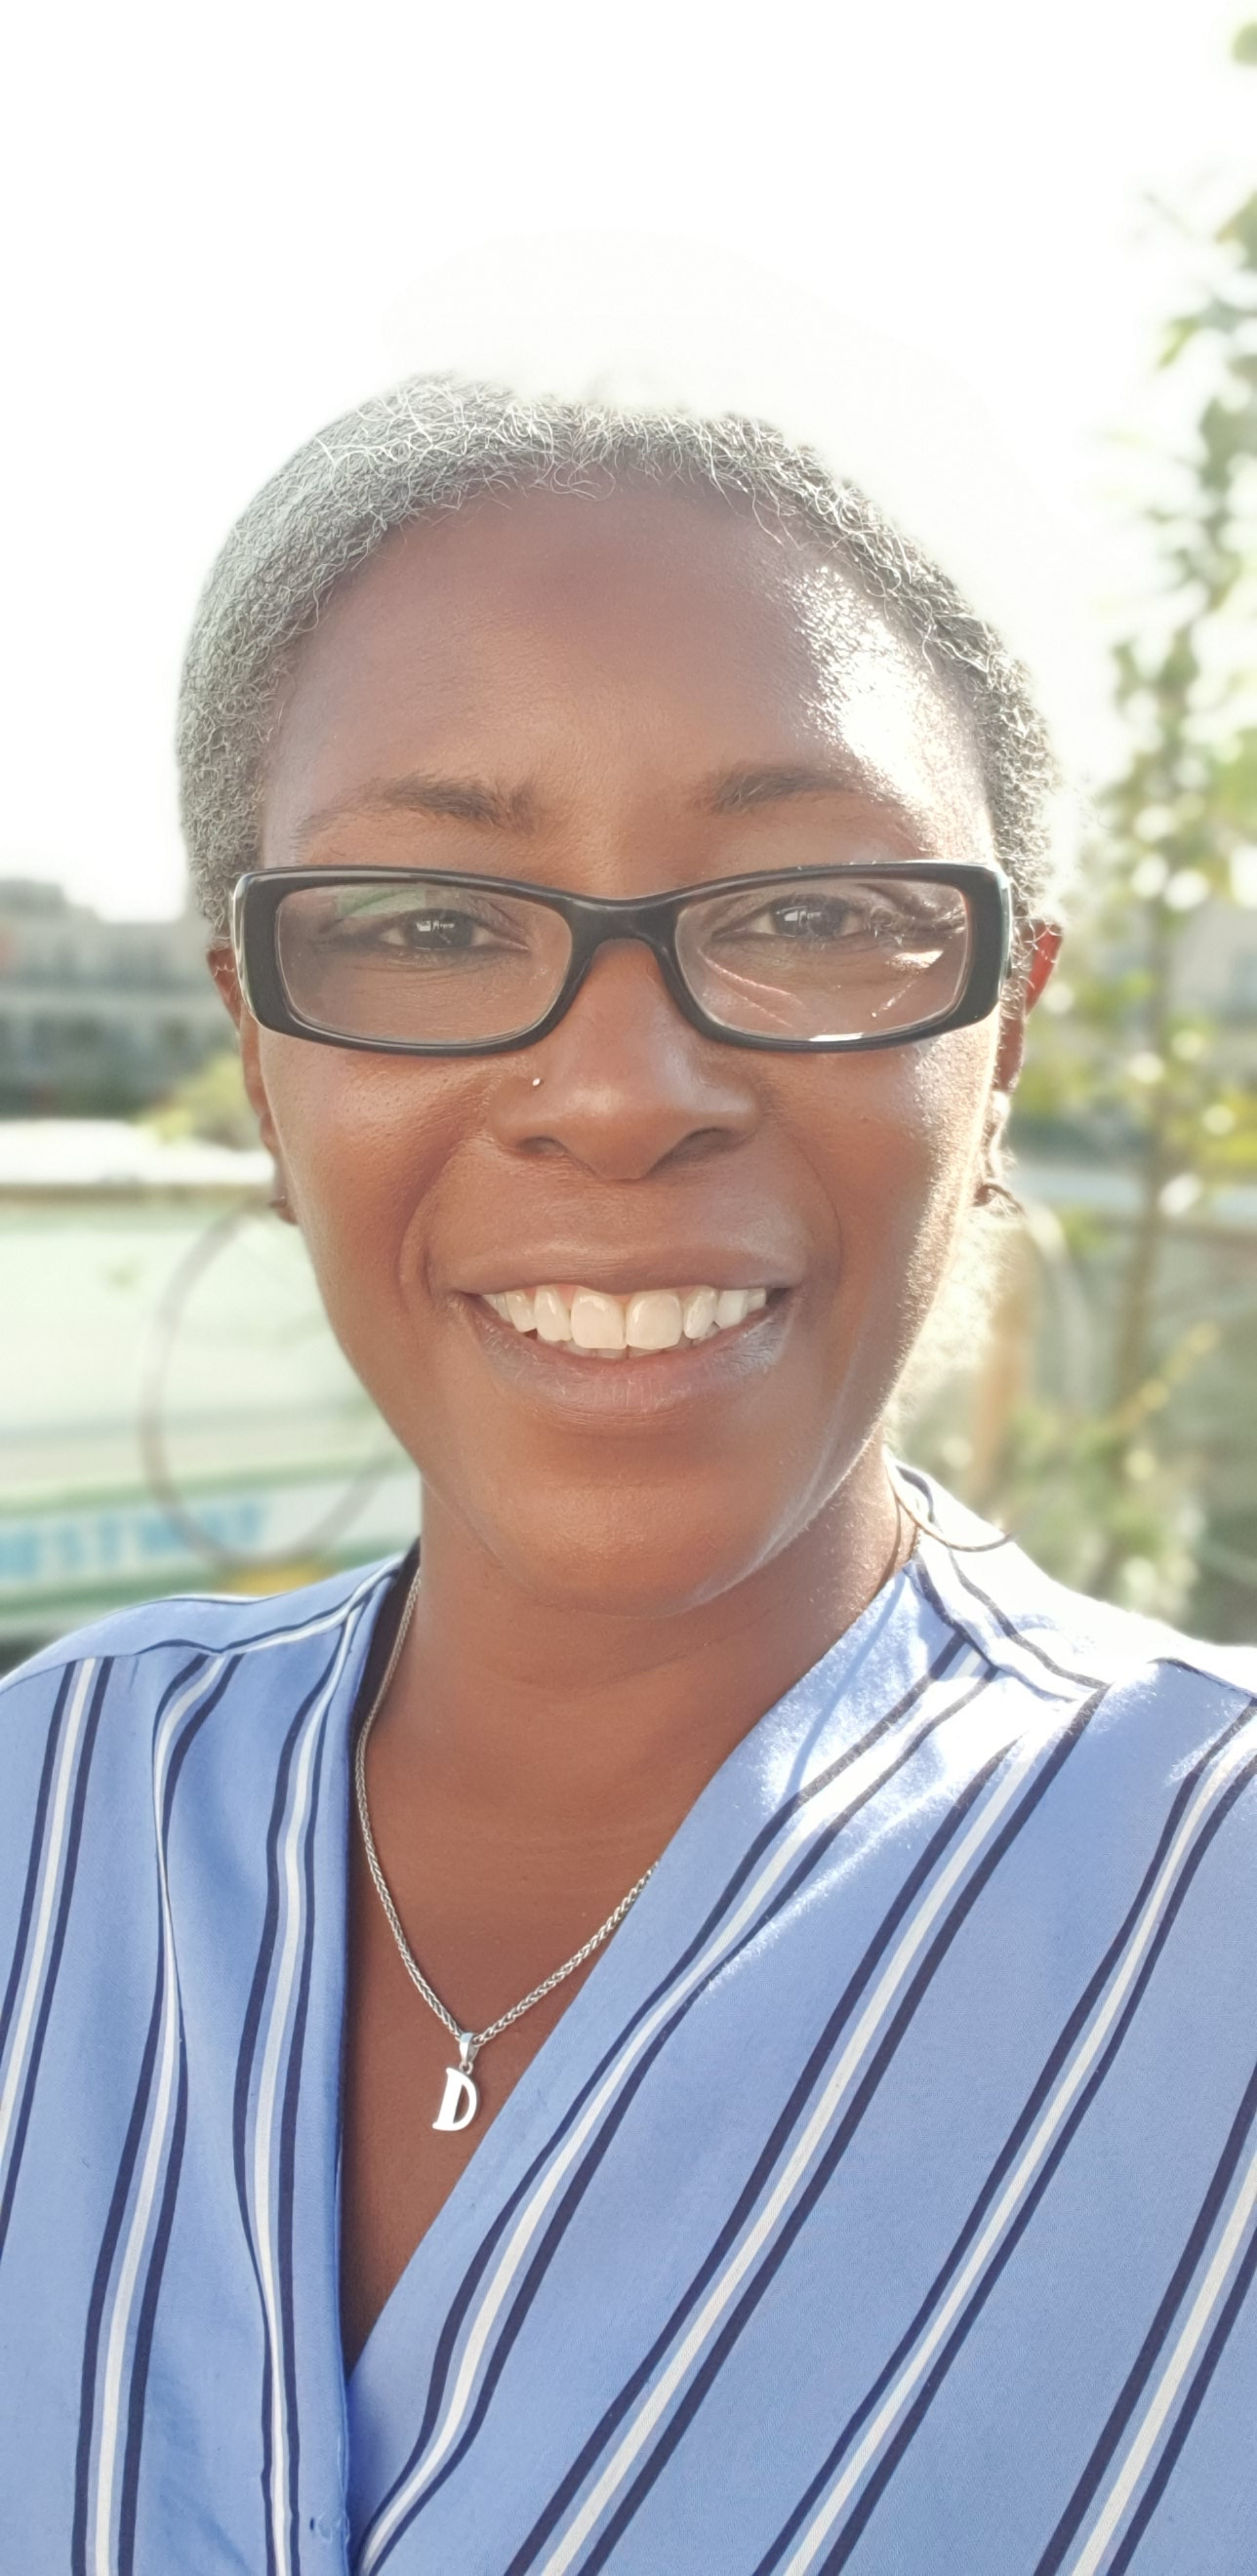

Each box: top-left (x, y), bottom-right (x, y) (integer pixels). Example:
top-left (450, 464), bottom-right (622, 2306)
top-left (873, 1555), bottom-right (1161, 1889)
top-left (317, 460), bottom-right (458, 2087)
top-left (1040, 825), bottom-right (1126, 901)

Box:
top-left (784, 1029), bottom-right (994, 1332)
top-left (257, 1039), bottom-right (467, 1350)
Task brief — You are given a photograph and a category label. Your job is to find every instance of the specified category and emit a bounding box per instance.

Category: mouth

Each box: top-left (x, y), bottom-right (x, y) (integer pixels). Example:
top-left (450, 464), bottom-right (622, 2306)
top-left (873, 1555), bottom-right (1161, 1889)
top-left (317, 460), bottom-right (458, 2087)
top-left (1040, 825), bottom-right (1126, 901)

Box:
top-left (459, 1274), bottom-right (794, 1420)
top-left (478, 1281), bottom-right (771, 1357)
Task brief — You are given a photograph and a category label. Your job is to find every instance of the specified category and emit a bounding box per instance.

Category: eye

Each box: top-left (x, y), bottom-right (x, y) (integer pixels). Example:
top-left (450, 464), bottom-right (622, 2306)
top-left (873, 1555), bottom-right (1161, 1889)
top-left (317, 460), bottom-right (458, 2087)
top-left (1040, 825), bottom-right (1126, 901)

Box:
top-left (376, 906), bottom-right (499, 952)
top-left (709, 885), bottom-right (930, 946)
top-left (745, 897), bottom-right (860, 941)
top-left (316, 887), bottom-right (534, 959)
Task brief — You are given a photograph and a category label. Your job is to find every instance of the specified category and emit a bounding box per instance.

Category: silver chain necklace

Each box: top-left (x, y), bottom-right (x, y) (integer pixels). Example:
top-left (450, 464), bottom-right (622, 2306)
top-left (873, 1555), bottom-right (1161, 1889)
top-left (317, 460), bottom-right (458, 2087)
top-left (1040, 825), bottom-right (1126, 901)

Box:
top-left (353, 1572), bottom-right (657, 2135)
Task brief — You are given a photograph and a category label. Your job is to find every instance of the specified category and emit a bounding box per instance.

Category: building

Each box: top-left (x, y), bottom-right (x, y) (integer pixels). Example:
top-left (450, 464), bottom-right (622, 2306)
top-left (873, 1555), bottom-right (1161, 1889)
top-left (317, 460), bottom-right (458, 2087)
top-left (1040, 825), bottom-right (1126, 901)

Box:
top-left (0, 878), bottom-right (226, 1114)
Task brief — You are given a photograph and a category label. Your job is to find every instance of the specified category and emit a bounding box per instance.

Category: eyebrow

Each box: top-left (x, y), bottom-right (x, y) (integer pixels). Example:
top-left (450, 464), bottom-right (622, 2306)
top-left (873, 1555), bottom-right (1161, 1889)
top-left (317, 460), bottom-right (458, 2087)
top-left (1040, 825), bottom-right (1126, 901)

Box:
top-left (294, 772), bottom-right (539, 846)
top-left (700, 760), bottom-right (931, 850)
top-left (294, 756), bottom-right (924, 849)
top-left (702, 759), bottom-right (902, 817)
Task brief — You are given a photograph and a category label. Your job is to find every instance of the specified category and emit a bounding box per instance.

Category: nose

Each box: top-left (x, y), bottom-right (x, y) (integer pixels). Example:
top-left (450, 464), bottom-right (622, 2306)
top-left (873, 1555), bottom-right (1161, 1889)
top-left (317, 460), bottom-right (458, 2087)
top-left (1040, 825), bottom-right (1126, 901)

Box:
top-left (486, 940), bottom-right (761, 1182)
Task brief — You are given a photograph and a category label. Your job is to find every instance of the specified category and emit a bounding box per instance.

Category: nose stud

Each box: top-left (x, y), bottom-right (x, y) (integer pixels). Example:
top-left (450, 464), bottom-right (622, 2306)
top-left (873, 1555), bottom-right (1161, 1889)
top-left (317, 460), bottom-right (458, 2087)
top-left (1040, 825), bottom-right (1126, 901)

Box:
top-left (531, 1075), bottom-right (543, 1088)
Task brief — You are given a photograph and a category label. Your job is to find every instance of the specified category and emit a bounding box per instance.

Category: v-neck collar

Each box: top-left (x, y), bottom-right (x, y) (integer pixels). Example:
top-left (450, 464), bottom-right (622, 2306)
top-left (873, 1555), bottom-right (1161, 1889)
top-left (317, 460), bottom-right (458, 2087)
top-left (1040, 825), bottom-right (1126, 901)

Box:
top-left (328, 1550), bottom-right (943, 2549)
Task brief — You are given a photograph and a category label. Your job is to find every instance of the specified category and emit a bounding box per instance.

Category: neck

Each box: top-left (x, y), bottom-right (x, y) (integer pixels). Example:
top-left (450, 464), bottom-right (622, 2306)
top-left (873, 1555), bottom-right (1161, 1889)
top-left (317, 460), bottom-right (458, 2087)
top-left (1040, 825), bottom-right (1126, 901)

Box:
top-left (379, 1445), bottom-right (911, 1854)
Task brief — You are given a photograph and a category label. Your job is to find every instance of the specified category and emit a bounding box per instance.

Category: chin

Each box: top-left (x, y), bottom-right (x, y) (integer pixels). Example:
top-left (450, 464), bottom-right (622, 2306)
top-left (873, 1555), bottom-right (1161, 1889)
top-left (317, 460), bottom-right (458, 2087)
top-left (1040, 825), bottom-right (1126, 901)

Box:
top-left (460, 1482), bottom-right (800, 1621)
top-left (451, 1453), bottom-right (854, 1622)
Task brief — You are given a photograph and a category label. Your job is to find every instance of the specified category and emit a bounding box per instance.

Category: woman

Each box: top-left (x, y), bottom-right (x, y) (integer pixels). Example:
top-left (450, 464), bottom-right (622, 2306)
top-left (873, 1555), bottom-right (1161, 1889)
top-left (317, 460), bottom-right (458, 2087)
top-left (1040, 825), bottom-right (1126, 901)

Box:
top-left (2, 381), bottom-right (1254, 2576)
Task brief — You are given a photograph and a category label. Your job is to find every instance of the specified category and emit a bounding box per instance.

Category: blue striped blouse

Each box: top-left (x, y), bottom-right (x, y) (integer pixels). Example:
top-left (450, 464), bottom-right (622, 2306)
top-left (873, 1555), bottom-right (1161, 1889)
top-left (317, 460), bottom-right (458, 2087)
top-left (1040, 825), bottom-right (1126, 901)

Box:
top-left (1, 1490), bottom-right (1255, 2573)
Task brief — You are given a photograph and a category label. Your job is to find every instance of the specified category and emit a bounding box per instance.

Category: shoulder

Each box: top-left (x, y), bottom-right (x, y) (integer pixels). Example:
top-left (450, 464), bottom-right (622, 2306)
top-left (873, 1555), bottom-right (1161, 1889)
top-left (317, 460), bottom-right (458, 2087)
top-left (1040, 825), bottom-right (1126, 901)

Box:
top-left (901, 1469), bottom-right (1257, 1723)
top-left (895, 1481), bottom-right (1257, 1952)
top-left (0, 1557), bottom-right (402, 1753)
top-left (0, 1560), bottom-right (405, 2007)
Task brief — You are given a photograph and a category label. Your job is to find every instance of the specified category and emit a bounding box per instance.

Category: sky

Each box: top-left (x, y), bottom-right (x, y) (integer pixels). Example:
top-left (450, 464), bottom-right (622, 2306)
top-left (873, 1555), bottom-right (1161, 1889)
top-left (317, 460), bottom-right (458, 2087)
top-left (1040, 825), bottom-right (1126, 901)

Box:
top-left (3, 0), bottom-right (1252, 921)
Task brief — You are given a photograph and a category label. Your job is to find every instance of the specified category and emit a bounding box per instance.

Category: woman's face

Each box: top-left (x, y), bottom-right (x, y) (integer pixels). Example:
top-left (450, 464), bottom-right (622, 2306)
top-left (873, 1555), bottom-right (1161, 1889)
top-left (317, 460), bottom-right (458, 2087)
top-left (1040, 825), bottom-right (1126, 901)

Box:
top-left (233, 484), bottom-right (1035, 1615)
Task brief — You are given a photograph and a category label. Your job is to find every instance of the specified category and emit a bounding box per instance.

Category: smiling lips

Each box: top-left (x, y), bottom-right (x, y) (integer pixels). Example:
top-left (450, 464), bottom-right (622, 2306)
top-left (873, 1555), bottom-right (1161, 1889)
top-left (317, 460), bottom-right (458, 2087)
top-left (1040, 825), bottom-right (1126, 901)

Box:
top-left (479, 1283), bottom-right (770, 1357)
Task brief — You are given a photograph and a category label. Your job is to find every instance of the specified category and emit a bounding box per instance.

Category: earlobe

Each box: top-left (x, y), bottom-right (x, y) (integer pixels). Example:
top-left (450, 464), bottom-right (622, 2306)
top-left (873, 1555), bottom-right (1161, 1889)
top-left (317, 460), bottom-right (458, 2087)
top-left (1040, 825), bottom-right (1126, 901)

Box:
top-left (975, 1081), bottom-right (1019, 1213)
top-left (207, 943), bottom-right (289, 1193)
top-left (979, 916), bottom-right (1065, 1200)
top-left (993, 920), bottom-right (1063, 1095)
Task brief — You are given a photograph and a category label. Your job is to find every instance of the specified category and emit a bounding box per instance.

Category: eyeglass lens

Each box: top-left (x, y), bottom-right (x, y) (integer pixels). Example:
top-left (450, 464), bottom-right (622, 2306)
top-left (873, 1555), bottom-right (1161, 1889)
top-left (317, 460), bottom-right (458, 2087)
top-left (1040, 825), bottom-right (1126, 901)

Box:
top-left (275, 879), bottom-right (573, 1045)
top-left (273, 873), bottom-right (973, 1046)
top-left (674, 876), bottom-right (971, 1040)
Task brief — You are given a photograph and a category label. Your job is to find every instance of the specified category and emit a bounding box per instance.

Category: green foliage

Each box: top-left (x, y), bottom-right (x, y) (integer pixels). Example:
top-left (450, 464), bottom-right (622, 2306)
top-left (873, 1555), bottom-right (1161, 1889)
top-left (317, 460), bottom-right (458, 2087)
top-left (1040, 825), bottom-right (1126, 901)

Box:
top-left (1019, 161), bottom-right (1257, 1238)
top-left (913, 83), bottom-right (1257, 1636)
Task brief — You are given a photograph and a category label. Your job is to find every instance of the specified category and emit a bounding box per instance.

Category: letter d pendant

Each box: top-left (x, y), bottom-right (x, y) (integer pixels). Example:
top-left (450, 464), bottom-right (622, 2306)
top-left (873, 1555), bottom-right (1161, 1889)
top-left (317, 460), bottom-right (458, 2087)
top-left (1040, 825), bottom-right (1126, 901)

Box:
top-left (432, 2033), bottom-right (480, 2134)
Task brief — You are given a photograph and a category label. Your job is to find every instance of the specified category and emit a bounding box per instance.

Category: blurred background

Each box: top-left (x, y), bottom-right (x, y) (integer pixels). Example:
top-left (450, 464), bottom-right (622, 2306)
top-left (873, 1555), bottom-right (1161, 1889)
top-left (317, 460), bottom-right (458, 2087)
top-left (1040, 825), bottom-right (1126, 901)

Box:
top-left (1, 0), bottom-right (1254, 1658)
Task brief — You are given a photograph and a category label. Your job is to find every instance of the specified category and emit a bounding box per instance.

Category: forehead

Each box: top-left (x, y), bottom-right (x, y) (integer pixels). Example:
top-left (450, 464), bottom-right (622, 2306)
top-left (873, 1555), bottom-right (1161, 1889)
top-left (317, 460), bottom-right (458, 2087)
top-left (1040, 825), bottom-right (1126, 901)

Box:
top-left (262, 482), bottom-right (993, 866)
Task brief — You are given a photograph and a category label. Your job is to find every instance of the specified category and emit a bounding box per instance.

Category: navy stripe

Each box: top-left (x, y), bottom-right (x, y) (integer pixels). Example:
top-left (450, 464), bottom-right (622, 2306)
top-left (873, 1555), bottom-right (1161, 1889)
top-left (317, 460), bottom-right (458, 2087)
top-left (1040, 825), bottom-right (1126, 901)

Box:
top-left (231, 1638), bottom-right (347, 2237)
top-left (70, 1656), bottom-right (208, 2569)
top-left (786, 1701), bottom-right (1257, 2575)
top-left (56, 1567), bottom-right (403, 1666)
top-left (581, 1692), bottom-right (1100, 2575)
top-left (405, 1667), bottom-right (1001, 2561)
top-left (810, 1744), bottom-right (1257, 2576)
top-left (116, 2044), bottom-right (189, 2575)
top-left (501, 1669), bottom-right (1002, 2574)
top-left (71, 1953), bottom-right (165, 2576)
top-left (362, 1616), bottom-right (976, 2558)
top-left (948, 1546), bottom-right (1113, 1689)
top-left (0, 1662), bottom-right (73, 2074)
top-left (115, 1659), bottom-right (240, 2576)
top-left (69, 1653), bottom-right (229, 2576)
top-left (232, 1629), bottom-right (347, 2576)
top-left (0, 1659), bottom-right (110, 2256)
top-left (277, 1695), bottom-right (336, 2571)
top-left (912, 1546), bottom-right (1107, 1689)
top-left (1108, 2170), bottom-right (1257, 2576)
top-left (756, 1712), bottom-right (1257, 2575)
top-left (232, 1655), bottom-right (339, 2576)
top-left (1037, 2050), bottom-right (1257, 2570)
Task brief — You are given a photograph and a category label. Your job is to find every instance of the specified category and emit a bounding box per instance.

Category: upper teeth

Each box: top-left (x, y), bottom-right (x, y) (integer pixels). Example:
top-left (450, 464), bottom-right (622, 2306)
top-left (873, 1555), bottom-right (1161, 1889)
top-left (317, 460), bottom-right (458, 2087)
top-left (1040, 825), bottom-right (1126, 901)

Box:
top-left (481, 1284), bottom-right (769, 1352)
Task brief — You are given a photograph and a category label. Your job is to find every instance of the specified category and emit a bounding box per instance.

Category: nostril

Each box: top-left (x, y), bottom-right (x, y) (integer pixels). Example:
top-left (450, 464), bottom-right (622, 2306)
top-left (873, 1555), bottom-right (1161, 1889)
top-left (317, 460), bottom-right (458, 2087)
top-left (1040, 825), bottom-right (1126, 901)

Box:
top-left (659, 1125), bottom-right (746, 1169)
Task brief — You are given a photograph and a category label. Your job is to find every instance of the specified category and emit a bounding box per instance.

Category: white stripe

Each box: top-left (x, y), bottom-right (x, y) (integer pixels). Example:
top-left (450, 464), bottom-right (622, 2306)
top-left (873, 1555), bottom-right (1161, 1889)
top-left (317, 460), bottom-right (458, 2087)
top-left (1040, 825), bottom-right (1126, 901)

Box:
top-left (1066, 2129), bottom-right (1257, 2576)
top-left (93, 1568), bottom-right (386, 2573)
top-left (249, 1601), bottom-right (369, 2576)
top-left (91, 1659), bottom-right (226, 2576)
top-left (929, 1558), bottom-right (1105, 1704)
top-left (359, 1646), bottom-right (998, 2573)
top-left (540, 1720), bottom-right (1051, 2576)
top-left (776, 1719), bottom-right (1257, 2576)
top-left (234, 1566), bottom-right (394, 1663)
top-left (0, 1658), bottom-right (97, 2190)
top-left (0, 1562), bottom-right (394, 1712)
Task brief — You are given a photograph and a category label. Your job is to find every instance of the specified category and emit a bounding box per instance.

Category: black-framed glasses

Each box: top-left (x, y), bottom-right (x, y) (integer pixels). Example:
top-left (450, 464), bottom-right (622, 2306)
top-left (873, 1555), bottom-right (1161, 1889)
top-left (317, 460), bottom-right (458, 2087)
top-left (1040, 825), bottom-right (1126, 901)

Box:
top-left (230, 862), bottom-right (1013, 1056)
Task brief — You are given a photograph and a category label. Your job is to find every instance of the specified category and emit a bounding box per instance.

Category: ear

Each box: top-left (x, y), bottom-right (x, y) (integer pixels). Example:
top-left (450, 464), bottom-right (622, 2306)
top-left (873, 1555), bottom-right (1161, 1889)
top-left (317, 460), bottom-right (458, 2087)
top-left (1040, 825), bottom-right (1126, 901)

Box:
top-left (206, 942), bottom-right (297, 1221)
top-left (993, 920), bottom-right (1062, 1094)
top-left (208, 942), bottom-right (244, 1027)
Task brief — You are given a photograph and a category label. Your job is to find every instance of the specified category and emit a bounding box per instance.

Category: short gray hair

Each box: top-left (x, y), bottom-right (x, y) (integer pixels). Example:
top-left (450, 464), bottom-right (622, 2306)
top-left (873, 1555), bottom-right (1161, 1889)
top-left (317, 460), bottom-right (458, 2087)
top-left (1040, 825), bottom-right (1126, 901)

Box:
top-left (178, 376), bottom-right (1063, 941)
